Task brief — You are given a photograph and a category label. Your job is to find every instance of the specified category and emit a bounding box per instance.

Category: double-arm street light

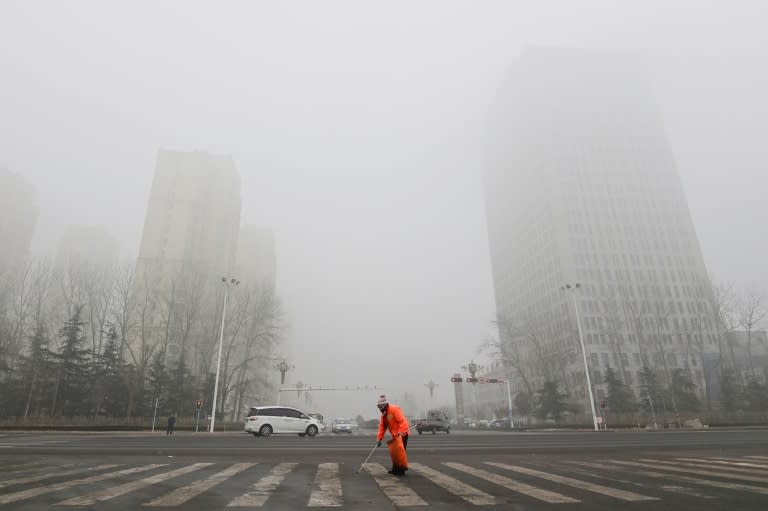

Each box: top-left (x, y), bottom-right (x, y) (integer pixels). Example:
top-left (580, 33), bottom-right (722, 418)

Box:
top-left (210, 277), bottom-right (240, 433)
top-left (561, 283), bottom-right (598, 431)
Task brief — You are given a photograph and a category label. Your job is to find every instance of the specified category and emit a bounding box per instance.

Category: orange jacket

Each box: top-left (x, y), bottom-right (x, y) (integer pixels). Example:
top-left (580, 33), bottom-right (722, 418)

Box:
top-left (377, 404), bottom-right (410, 442)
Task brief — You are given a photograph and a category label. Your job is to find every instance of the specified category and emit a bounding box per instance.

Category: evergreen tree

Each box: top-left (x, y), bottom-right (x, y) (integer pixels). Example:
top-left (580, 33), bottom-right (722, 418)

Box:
top-left (171, 352), bottom-right (197, 416)
top-left (669, 369), bottom-right (701, 412)
top-left (744, 378), bottom-right (768, 412)
top-left (720, 367), bottom-right (746, 412)
top-left (96, 326), bottom-right (127, 417)
top-left (603, 367), bottom-right (636, 413)
top-left (535, 380), bottom-right (567, 422)
top-left (514, 392), bottom-right (533, 417)
top-left (147, 351), bottom-right (171, 417)
top-left (52, 307), bottom-right (92, 416)
top-left (20, 323), bottom-right (53, 418)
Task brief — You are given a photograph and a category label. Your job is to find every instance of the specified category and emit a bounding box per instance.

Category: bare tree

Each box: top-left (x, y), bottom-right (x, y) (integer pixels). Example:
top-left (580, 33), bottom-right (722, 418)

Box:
top-left (736, 289), bottom-right (767, 379)
top-left (482, 312), bottom-right (538, 399)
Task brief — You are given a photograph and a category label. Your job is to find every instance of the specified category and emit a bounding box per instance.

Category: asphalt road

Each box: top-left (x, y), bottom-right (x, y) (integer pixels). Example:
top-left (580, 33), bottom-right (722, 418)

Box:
top-left (1, 429), bottom-right (767, 510)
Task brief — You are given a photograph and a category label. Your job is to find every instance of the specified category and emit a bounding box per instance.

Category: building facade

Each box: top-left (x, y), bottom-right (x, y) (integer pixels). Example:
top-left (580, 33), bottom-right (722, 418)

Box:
top-left (131, 149), bottom-right (241, 369)
top-left (0, 167), bottom-right (38, 272)
top-left (485, 49), bottom-right (719, 415)
top-left (56, 225), bottom-right (120, 269)
top-left (235, 226), bottom-right (276, 292)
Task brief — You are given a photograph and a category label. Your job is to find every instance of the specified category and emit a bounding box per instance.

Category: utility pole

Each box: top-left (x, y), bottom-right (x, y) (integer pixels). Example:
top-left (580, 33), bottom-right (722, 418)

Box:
top-left (210, 277), bottom-right (239, 433)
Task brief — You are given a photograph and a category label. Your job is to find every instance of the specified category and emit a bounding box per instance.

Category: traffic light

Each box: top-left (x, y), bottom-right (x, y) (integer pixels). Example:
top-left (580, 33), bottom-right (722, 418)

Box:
top-left (487, 378), bottom-right (499, 383)
top-left (600, 399), bottom-right (606, 409)
top-left (450, 376), bottom-right (463, 383)
top-left (196, 399), bottom-right (203, 410)
top-left (465, 377), bottom-right (479, 383)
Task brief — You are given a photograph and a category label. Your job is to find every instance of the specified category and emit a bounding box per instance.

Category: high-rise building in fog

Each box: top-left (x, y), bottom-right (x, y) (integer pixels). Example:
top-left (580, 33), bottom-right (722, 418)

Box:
top-left (235, 226), bottom-right (276, 292)
top-left (132, 149), bottom-right (241, 366)
top-left (485, 49), bottom-right (719, 411)
top-left (0, 167), bottom-right (38, 272)
top-left (56, 225), bottom-right (120, 269)
top-left (136, 149), bottom-right (241, 282)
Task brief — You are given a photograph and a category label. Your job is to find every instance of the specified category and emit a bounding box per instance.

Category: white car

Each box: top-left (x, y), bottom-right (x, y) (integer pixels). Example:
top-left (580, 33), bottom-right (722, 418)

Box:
top-left (331, 418), bottom-right (358, 433)
top-left (244, 406), bottom-right (322, 437)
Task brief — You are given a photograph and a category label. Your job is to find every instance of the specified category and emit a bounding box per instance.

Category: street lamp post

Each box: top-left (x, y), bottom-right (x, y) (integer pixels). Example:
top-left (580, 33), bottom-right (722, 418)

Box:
top-left (561, 283), bottom-right (598, 431)
top-left (210, 277), bottom-right (239, 433)
top-left (274, 360), bottom-right (294, 405)
top-left (425, 380), bottom-right (438, 399)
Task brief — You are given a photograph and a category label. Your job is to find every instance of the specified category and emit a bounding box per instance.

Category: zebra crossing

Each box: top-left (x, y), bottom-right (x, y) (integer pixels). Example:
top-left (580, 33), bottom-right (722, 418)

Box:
top-left (0, 454), bottom-right (766, 508)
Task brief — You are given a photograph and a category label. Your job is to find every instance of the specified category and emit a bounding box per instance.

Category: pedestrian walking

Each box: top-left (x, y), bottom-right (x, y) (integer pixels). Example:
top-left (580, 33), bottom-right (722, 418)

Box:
top-left (166, 415), bottom-right (176, 436)
top-left (375, 395), bottom-right (410, 475)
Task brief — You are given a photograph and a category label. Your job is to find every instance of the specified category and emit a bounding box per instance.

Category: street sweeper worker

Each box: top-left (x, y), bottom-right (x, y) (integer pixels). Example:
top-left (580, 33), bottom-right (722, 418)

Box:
top-left (375, 394), bottom-right (410, 475)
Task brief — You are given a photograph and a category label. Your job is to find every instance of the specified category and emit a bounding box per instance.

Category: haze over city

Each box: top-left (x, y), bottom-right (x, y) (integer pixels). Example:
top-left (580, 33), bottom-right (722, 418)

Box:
top-left (1, 0), bottom-right (767, 422)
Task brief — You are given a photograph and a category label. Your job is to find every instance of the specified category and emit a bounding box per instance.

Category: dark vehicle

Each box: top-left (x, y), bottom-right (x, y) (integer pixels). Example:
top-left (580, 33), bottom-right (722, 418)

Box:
top-left (416, 410), bottom-right (451, 434)
top-left (489, 418), bottom-right (514, 430)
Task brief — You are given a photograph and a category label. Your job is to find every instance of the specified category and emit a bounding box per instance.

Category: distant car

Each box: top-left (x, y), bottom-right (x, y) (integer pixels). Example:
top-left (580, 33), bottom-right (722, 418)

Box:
top-left (331, 418), bottom-right (358, 434)
top-left (416, 410), bottom-right (451, 434)
top-left (244, 406), bottom-right (322, 437)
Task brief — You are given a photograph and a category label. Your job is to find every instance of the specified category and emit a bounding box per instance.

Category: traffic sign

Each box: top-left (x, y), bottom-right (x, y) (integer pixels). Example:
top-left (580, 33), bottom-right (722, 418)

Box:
top-left (196, 399), bottom-right (203, 410)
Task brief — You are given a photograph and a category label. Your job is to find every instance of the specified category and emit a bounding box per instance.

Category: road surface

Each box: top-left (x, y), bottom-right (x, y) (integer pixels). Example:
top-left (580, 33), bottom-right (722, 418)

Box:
top-left (0, 429), bottom-right (766, 510)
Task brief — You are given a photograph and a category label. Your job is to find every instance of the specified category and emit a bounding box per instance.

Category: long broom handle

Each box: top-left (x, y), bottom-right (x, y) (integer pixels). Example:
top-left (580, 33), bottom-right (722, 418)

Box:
top-left (356, 443), bottom-right (379, 474)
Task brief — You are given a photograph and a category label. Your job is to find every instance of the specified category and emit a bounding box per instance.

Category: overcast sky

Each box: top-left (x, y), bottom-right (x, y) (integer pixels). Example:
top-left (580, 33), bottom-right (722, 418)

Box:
top-left (1, 1), bottom-right (766, 419)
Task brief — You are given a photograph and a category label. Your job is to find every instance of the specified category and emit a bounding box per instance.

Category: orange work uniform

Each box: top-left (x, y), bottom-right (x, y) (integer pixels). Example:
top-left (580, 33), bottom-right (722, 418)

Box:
top-left (376, 404), bottom-right (410, 442)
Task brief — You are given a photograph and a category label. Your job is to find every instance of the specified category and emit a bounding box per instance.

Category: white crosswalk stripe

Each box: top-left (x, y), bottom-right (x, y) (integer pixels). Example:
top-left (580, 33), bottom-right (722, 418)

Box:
top-left (675, 458), bottom-right (768, 470)
top-left (410, 462), bottom-right (495, 506)
top-left (638, 458), bottom-right (768, 481)
top-left (444, 462), bottom-right (578, 503)
top-left (674, 457), bottom-right (768, 471)
top-left (0, 463), bottom-right (56, 475)
top-left (0, 465), bottom-right (88, 489)
top-left (145, 463), bottom-right (255, 507)
top-left (605, 463), bottom-right (768, 496)
top-left (485, 462), bottom-right (657, 502)
top-left (706, 457), bottom-right (768, 467)
top-left (564, 461), bottom-right (714, 499)
top-left (308, 463), bottom-right (343, 507)
top-left (0, 464), bottom-right (151, 506)
top-left (608, 460), bottom-right (768, 484)
top-left (228, 462), bottom-right (297, 507)
top-left (365, 463), bottom-right (428, 507)
top-left (57, 463), bottom-right (212, 505)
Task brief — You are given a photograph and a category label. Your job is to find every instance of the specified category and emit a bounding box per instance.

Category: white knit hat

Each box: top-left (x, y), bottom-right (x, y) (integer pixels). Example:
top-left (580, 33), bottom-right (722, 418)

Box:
top-left (377, 394), bottom-right (388, 405)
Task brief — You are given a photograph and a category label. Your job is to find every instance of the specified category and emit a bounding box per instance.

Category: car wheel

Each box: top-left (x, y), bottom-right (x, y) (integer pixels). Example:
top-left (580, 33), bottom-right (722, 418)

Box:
top-left (417, 429), bottom-right (423, 435)
top-left (446, 428), bottom-right (450, 434)
top-left (306, 425), bottom-right (319, 437)
top-left (259, 424), bottom-right (272, 437)
top-left (432, 429), bottom-right (436, 434)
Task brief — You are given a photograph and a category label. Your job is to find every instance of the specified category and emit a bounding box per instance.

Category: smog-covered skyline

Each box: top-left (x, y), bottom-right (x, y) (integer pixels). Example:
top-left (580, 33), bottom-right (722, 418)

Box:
top-left (2, 1), bottom-right (766, 419)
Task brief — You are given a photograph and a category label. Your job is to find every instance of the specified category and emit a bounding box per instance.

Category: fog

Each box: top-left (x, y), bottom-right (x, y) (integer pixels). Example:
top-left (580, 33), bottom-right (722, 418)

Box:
top-left (1, 1), bottom-right (766, 420)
